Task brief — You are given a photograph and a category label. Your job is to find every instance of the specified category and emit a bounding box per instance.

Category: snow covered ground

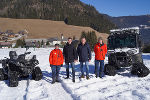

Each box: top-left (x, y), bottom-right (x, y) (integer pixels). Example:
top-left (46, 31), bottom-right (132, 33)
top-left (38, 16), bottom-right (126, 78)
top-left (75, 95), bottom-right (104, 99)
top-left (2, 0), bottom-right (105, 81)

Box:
top-left (0, 48), bottom-right (150, 100)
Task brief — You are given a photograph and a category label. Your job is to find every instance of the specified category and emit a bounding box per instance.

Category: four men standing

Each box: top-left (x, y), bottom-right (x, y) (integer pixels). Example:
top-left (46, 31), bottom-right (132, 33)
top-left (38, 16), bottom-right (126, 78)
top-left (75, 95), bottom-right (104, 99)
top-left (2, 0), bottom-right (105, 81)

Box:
top-left (49, 37), bottom-right (107, 84)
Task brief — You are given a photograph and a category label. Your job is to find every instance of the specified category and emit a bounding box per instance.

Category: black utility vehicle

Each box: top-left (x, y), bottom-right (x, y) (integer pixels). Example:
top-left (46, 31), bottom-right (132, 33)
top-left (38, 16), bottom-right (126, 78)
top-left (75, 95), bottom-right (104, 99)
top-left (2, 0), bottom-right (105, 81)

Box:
top-left (105, 27), bottom-right (149, 77)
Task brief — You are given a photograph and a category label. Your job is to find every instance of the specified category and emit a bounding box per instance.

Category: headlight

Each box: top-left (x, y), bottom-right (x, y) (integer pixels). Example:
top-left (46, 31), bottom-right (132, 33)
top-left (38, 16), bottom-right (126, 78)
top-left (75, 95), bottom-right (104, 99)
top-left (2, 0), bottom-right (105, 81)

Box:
top-left (127, 49), bottom-right (137, 55)
top-left (108, 50), bottom-right (115, 54)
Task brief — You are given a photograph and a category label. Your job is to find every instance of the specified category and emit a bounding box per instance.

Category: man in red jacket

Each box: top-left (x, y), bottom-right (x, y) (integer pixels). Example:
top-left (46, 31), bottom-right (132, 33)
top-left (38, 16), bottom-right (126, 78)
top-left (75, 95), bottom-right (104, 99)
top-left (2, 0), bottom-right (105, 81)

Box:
top-left (49, 44), bottom-right (64, 84)
top-left (94, 37), bottom-right (107, 78)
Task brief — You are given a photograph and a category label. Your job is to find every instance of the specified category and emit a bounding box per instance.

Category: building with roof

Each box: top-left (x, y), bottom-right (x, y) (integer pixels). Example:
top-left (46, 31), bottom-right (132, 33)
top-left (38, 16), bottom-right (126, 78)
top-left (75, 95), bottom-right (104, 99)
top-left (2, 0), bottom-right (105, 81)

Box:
top-left (0, 42), bottom-right (12, 48)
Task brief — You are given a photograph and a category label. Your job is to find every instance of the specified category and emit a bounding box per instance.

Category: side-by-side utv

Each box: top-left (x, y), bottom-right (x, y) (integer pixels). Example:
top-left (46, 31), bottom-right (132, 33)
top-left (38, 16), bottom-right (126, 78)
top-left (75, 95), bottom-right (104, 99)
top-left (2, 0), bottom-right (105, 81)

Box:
top-left (0, 51), bottom-right (43, 87)
top-left (104, 27), bottom-right (150, 77)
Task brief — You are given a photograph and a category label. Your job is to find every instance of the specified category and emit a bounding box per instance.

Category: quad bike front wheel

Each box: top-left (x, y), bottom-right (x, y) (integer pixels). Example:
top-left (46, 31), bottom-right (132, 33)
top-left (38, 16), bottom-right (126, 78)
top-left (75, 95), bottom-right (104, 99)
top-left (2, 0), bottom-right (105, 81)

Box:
top-left (104, 64), bottom-right (116, 76)
top-left (32, 67), bottom-right (43, 81)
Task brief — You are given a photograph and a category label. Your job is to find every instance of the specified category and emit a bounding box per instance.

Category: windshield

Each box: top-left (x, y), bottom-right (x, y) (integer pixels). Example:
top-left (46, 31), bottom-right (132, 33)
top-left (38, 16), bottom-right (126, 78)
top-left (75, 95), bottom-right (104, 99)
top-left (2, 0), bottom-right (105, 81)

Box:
top-left (108, 34), bottom-right (136, 49)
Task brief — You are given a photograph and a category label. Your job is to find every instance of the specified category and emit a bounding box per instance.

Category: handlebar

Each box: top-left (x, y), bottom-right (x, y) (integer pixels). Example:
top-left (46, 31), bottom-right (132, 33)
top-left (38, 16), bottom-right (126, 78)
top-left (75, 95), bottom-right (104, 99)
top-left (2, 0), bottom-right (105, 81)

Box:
top-left (25, 52), bottom-right (31, 55)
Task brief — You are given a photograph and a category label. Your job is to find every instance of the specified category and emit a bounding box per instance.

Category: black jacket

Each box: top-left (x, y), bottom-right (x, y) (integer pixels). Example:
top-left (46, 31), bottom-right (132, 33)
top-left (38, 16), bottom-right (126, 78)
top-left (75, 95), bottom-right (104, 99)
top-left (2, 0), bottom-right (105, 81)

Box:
top-left (63, 43), bottom-right (78, 63)
top-left (77, 43), bottom-right (91, 62)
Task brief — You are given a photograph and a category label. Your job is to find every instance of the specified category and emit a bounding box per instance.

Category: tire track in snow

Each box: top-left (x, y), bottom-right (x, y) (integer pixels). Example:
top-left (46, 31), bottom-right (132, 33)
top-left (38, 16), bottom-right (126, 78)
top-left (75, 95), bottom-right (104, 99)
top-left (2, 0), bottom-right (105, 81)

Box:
top-left (24, 79), bottom-right (30, 100)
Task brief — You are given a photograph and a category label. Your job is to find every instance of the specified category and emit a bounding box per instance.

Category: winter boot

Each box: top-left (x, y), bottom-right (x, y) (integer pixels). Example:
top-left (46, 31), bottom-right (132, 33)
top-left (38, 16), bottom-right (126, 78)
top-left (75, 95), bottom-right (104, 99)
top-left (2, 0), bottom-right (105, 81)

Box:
top-left (51, 81), bottom-right (55, 84)
top-left (65, 68), bottom-right (69, 79)
top-left (52, 77), bottom-right (56, 84)
top-left (86, 75), bottom-right (90, 80)
top-left (56, 77), bottom-right (60, 82)
top-left (72, 78), bottom-right (75, 83)
top-left (95, 74), bottom-right (98, 78)
top-left (79, 75), bottom-right (85, 78)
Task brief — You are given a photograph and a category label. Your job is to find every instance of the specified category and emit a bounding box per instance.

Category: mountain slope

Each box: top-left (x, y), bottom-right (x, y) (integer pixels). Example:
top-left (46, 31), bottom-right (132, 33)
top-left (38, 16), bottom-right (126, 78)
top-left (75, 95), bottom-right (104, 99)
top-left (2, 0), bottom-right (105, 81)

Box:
top-left (0, 18), bottom-right (109, 43)
top-left (0, 0), bottom-right (116, 33)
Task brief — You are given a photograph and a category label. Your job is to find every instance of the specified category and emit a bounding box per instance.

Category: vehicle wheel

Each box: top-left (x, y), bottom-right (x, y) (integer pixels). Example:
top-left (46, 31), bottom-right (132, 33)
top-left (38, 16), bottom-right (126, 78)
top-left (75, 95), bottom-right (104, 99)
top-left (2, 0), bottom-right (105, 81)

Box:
top-left (131, 63), bottom-right (139, 75)
top-left (9, 72), bottom-right (18, 87)
top-left (104, 64), bottom-right (116, 76)
top-left (0, 68), bottom-right (4, 81)
top-left (131, 63), bottom-right (150, 77)
top-left (115, 65), bottom-right (121, 70)
top-left (32, 67), bottom-right (43, 81)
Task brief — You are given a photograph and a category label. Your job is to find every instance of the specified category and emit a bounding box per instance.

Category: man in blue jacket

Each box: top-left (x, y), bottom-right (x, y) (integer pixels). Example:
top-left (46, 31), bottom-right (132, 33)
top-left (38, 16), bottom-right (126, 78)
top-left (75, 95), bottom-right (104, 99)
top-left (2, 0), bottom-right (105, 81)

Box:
top-left (77, 38), bottom-right (91, 80)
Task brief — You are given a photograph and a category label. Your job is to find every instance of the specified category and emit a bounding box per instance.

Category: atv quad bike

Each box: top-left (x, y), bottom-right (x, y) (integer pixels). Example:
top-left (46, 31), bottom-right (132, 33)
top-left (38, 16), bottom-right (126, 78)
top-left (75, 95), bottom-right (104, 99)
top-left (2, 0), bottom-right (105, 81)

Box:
top-left (0, 51), bottom-right (43, 87)
top-left (105, 27), bottom-right (150, 77)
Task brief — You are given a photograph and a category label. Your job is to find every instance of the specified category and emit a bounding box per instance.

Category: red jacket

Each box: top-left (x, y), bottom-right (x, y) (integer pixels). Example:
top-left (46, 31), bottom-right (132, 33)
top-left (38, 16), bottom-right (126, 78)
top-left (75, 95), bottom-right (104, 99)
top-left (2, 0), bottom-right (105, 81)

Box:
top-left (94, 43), bottom-right (107, 60)
top-left (49, 49), bottom-right (64, 66)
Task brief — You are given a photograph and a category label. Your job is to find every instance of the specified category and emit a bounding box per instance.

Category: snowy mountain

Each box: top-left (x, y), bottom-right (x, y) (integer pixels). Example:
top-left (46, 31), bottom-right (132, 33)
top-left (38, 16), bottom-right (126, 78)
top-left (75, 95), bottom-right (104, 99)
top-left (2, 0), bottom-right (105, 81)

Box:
top-left (0, 48), bottom-right (150, 100)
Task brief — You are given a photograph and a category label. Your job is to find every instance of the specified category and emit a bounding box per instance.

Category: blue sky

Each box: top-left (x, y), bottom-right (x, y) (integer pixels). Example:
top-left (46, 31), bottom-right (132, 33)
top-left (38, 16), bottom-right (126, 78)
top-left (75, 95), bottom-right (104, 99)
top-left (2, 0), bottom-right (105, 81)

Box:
top-left (80, 0), bottom-right (150, 17)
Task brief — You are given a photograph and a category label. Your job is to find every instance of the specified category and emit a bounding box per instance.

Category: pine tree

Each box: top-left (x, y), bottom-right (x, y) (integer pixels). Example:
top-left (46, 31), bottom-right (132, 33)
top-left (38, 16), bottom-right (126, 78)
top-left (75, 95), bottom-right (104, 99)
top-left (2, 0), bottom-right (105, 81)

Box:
top-left (41, 40), bottom-right (44, 47)
top-left (80, 31), bottom-right (97, 51)
top-left (80, 31), bottom-right (87, 40)
top-left (15, 39), bottom-right (25, 48)
top-left (37, 41), bottom-right (41, 48)
top-left (46, 41), bottom-right (50, 46)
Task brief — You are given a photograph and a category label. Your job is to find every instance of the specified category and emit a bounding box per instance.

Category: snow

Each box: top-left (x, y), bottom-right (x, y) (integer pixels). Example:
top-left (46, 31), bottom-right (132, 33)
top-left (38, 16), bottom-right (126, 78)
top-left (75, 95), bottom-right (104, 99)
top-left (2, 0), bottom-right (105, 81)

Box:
top-left (0, 48), bottom-right (150, 100)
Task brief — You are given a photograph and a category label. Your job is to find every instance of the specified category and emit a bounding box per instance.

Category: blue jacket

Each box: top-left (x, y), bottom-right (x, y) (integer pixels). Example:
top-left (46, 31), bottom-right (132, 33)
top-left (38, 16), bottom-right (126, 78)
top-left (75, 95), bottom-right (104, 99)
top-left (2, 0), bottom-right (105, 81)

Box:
top-left (77, 43), bottom-right (91, 62)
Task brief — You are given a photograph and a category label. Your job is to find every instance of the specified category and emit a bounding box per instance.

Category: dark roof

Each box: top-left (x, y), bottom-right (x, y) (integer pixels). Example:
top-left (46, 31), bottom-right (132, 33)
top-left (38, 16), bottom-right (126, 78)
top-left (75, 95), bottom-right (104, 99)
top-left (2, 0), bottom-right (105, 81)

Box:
top-left (48, 37), bottom-right (61, 42)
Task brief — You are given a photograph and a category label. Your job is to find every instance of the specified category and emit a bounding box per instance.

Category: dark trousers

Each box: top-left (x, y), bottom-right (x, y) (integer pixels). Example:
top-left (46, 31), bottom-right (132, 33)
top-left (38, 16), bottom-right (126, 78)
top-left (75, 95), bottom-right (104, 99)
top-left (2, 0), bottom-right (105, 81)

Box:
top-left (66, 62), bottom-right (75, 80)
top-left (51, 65), bottom-right (61, 82)
top-left (95, 60), bottom-right (105, 78)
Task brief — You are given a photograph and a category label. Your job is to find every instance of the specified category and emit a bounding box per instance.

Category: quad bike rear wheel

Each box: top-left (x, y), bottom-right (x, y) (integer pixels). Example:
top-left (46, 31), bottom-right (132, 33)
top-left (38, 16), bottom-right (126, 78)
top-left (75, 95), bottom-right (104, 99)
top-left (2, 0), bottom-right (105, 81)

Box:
top-left (0, 68), bottom-right (4, 81)
top-left (0, 68), bottom-right (8, 81)
top-left (131, 63), bottom-right (150, 77)
top-left (9, 72), bottom-right (18, 87)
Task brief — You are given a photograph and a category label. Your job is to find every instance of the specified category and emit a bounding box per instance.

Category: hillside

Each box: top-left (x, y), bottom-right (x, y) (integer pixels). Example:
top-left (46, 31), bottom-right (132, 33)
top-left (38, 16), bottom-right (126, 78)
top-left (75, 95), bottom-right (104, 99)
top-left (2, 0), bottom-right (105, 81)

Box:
top-left (109, 15), bottom-right (150, 28)
top-left (0, 18), bottom-right (108, 43)
top-left (0, 0), bottom-right (116, 33)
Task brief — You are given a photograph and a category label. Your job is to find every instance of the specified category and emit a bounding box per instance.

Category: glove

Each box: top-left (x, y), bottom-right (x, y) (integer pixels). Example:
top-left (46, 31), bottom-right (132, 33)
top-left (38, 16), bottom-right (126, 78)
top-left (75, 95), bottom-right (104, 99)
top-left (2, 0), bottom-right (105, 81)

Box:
top-left (61, 64), bottom-right (63, 67)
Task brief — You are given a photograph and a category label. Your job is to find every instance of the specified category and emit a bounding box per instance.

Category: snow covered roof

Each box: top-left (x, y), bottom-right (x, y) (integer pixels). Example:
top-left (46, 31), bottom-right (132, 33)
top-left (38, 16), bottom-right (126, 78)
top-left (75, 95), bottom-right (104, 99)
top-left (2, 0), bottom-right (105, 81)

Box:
top-left (110, 27), bottom-right (140, 34)
top-left (110, 27), bottom-right (139, 32)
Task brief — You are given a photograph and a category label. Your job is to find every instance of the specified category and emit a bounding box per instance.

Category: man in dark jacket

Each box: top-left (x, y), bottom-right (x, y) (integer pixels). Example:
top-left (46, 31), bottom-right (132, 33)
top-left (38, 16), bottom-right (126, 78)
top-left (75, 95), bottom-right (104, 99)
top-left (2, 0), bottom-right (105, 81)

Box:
top-left (77, 38), bottom-right (91, 80)
top-left (63, 37), bottom-right (78, 82)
